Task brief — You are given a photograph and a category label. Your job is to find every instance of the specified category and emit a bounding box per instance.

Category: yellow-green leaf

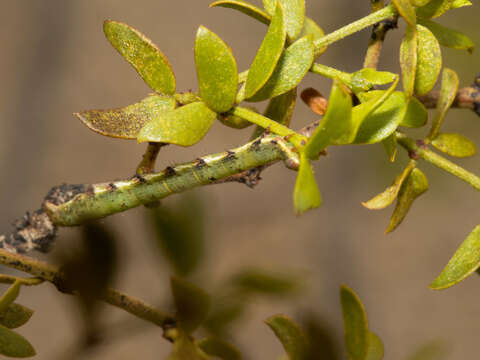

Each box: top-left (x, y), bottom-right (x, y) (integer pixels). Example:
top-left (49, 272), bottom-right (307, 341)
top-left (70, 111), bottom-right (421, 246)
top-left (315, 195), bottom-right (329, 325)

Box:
top-left (350, 69), bottom-right (397, 93)
top-left (0, 281), bottom-right (21, 314)
top-left (305, 81), bottom-right (353, 157)
top-left (362, 161), bottom-right (415, 210)
top-left (167, 333), bottom-right (210, 360)
top-left (171, 277), bottom-right (211, 334)
top-left (401, 97), bottom-right (428, 128)
top-left (300, 17), bottom-right (326, 55)
top-left (0, 325), bottom-right (36, 358)
top-left (430, 225), bottom-right (480, 290)
top-left (407, 340), bottom-right (448, 360)
top-left (386, 167), bottom-right (429, 233)
top-left (248, 36), bottom-right (313, 102)
top-left (415, 25), bottom-right (442, 96)
top-left (366, 332), bottom-right (384, 360)
top-left (245, 3), bottom-right (286, 99)
top-left (393, 0), bottom-right (417, 26)
top-left (428, 68), bottom-right (458, 139)
top-left (262, 0), bottom-right (276, 15)
top-left (280, 0), bottom-right (306, 40)
top-left (138, 102), bottom-right (216, 146)
top-left (431, 133), bottom-right (477, 157)
top-left (0, 304), bottom-right (34, 329)
top-left (411, 0), bottom-right (433, 6)
top-left (76, 94), bottom-right (176, 139)
top-left (195, 26), bottom-right (238, 113)
top-left (353, 91), bottom-right (407, 144)
top-left (198, 338), bottom-right (241, 360)
top-left (231, 268), bottom-right (300, 296)
top-left (340, 285), bottom-right (369, 360)
top-left (104, 20), bottom-right (176, 94)
top-left (419, 19), bottom-right (474, 52)
top-left (210, 0), bottom-right (271, 25)
top-left (416, 0), bottom-right (454, 19)
top-left (293, 153), bottom-right (322, 215)
top-left (400, 25), bottom-right (417, 98)
top-left (382, 133), bottom-right (398, 162)
top-left (266, 315), bottom-right (309, 360)
top-left (451, 0), bottom-right (471, 8)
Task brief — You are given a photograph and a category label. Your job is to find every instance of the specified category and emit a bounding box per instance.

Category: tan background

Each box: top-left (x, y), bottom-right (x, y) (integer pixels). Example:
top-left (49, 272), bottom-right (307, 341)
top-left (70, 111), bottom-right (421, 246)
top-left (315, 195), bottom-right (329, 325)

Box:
top-left (1, 1), bottom-right (479, 359)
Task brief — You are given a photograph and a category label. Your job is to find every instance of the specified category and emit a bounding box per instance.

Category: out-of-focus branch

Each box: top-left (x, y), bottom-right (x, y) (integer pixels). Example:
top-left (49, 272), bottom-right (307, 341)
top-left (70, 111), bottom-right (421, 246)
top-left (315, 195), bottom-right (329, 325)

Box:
top-left (417, 85), bottom-right (480, 116)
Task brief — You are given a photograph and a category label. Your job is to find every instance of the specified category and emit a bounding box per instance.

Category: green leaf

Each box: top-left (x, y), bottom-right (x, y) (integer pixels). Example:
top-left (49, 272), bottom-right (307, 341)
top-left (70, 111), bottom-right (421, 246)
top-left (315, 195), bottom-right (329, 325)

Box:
top-left (411, 0), bottom-right (433, 6)
top-left (171, 277), bottom-right (211, 334)
top-left (195, 26), bottom-right (238, 113)
top-left (305, 81), bottom-right (353, 157)
top-left (167, 333), bottom-right (210, 360)
top-left (251, 89), bottom-right (297, 139)
top-left (138, 102), bottom-right (216, 146)
top-left (279, 0), bottom-right (306, 40)
top-left (431, 133), bottom-right (477, 157)
top-left (293, 153), bottom-right (322, 215)
top-left (407, 340), bottom-right (448, 360)
top-left (245, 3), bottom-right (287, 99)
top-left (198, 338), bottom-right (242, 360)
top-left (382, 133), bottom-right (398, 162)
top-left (103, 20), bottom-right (176, 94)
top-left (386, 168), bottom-right (429, 233)
top-left (248, 35), bottom-right (313, 102)
top-left (451, 0), bottom-right (471, 8)
top-left (362, 161), bottom-right (415, 210)
top-left (0, 281), bottom-right (21, 314)
top-left (428, 68), bottom-right (459, 139)
top-left (400, 25), bottom-right (417, 98)
top-left (393, 0), bottom-right (417, 26)
top-left (266, 315), bottom-right (309, 360)
top-left (76, 94), bottom-right (176, 139)
top-left (400, 97), bottom-right (428, 128)
top-left (416, 0), bottom-right (454, 19)
top-left (263, 0), bottom-right (276, 15)
top-left (350, 69), bottom-right (397, 93)
top-left (419, 19), bottom-right (474, 52)
top-left (365, 332), bottom-right (384, 360)
top-left (210, 0), bottom-right (270, 25)
top-left (300, 17), bottom-right (326, 55)
top-left (340, 285), bottom-right (369, 360)
top-left (204, 300), bottom-right (245, 336)
top-left (0, 325), bottom-right (36, 358)
top-left (231, 268), bottom-right (300, 297)
top-left (430, 225), bottom-right (480, 289)
top-left (414, 25), bottom-right (442, 96)
top-left (0, 304), bottom-right (34, 329)
top-left (353, 91), bottom-right (407, 145)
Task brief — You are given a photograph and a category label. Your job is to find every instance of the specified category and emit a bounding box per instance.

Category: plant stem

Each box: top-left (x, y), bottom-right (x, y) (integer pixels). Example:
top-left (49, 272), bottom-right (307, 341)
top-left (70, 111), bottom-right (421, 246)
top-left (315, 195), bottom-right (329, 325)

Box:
top-left (310, 63), bottom-right (352, 84)
top-left (313, 3), bottom-right (398, 56)
top-left (396, 133), bottom-right (480, 191)
top-left (0, 249), bottom-right (173, 327)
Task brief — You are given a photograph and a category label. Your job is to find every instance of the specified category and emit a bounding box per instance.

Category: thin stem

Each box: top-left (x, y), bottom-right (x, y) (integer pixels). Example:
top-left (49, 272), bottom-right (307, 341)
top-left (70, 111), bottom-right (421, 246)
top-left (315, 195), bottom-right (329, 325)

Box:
top-left (313, 3), bottom-right (398, 56)
top-left (396, 133), bottom-right (480, 191)
top-left (0, 249), bottom-right (173, 327)
top-left (136, 143), bottom-right (164, 175)
top-left (310, 63), bottom-right (352, 84)
top-left (0, 275), bottom-right (43, 286)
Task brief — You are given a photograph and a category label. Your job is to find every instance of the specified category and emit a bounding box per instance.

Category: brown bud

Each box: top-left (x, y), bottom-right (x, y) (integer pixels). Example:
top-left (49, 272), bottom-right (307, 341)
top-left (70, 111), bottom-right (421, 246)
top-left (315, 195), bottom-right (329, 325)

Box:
top-left (301, 88), bottom-right (328, 115)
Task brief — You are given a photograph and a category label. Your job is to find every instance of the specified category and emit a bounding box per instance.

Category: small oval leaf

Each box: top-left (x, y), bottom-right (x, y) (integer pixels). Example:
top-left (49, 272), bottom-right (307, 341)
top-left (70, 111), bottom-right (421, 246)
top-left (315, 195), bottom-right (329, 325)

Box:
top-left (428, 68), bottom-right (459, 139)
top-left (419, 19), bottom-right (474, 52)
top-left (104, 20), bottom-right (176, 94)
top-left (431, 133), bottom-right (477, 157)
top-left (430, 225), bottom-right (480, 290)
top-left (451, 0), bottom-right (471, 8)
top-left (171, 277), bottom-right (211, 334)
top-left (76, 94), bottom-right (176, 139)
top-left (266, 315), bottom-right (309, 360)
top-left (294, 153), bottom-right (322, 215)
top-left (0, 325), bottom-right (36, 358)
top-left (198, 337), bottom-right (242, 360)
top-left (366, 332), bottom-right (384, 360)
top-left (386, 167), bottom-right (429, 233)
top-left (231, 268), bottom-right (300, 296)
top-left (305, 81), bottom-right (353, 157)
top-left (416, 0), bottom-right (455, 19)
top-left (245, 3), bottom-right (287, 99)
top-left (393, 0), bottom-right (417, 26)
top-left (350, 69), bottom-right (397, 93)
top-left (195, 26), bottom-right (238, 113)
top-left (340, 285), bottom-right (369, 360)
top-left (248, 35), bottom-right (313, 102)
top-left (0, 281), bottom-right (21, 314)
top-left (138, 102), bottom-right (216, 146)
top-left (401, 97), bottom-right (428, 128)
top-left (0, 304), bottom-right (34, 330)
top-left (400, 25), bottom-right (418, 98)
top-left (210, 0), bottom-right (271, 25)
top-left (415, 25), bottom-right (442, 96)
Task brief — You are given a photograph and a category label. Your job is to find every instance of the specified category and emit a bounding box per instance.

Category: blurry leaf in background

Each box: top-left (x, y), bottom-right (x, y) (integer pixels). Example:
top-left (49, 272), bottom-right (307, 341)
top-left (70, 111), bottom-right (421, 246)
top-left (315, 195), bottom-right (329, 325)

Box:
top-left (198, 337), bottom-right (242, 360)
top-left (301, 313), bottom-right (341, 360)
top-left (0, 281), bottom-right (21, 313)
top-left (149, 194), bottom-right (205, 277)
top-left (204, 298), bottom-right (246, 337)
top-left (0, 325), bottom-right (36, 358)
top-left (407, 340), bottom-right (449, 360)
top-left (365, 332), bottom-right (384, 360)
top-left (171, 277), bottom-right (211, 334)
top-left (167, 333), bottom-right (210, 360)
top-left (0, 303), bottom-right (34, 329)
top-left (266, 315), bottom-right (309, 360)
top-left (419, 19), bottom-right (474, 52)
top-left (230, 268), bottom-right (301, 298)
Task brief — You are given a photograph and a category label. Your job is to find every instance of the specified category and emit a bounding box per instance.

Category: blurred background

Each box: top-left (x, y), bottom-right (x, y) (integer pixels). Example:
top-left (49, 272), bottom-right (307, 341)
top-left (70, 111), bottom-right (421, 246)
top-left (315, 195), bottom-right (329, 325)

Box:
top-left (0, 0), bottom-right (479, 359)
